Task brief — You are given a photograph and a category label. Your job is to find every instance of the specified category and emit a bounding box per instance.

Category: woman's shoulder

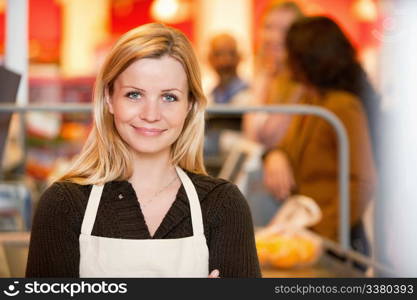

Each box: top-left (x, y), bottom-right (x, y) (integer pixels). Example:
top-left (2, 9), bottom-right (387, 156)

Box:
top-left (37, 181), bottom-right (92, 215)
top-left (185, 170), bottom-right (247, 207)
top-left (47, 181), bottom-right (92, 200)
top-left (324, 90), bottom-right (364, 111)
top-left (185, 170), bottom-right (229, 195)
top-left (186, 172), bottom-right (253, 229)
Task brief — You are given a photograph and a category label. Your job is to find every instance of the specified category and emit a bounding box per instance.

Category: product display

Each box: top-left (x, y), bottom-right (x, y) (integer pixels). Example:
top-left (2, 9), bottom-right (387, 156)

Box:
top-left (255, 195), bottom-right (322, 269)
top-left (256, 229), bottom-right (321, 269)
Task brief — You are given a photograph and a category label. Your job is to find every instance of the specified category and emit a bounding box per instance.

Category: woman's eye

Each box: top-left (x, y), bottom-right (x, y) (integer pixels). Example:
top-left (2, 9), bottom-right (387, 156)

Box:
top-left (163, 94), bottom-right (178, 102)
top-left (125, 91), bottom-right (142, 100)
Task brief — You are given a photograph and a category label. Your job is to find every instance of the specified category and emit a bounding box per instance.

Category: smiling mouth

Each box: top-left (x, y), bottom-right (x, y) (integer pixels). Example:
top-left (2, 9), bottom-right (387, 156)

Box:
top-left (132, 126), bottom-right (167, 136)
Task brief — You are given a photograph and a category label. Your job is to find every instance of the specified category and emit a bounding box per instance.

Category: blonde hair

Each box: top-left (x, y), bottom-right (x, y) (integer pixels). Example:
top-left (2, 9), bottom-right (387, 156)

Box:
top-left (59, 23), bottom-right (207, 185)
top-left (255, 0), bottom-right (304, 71)
top-left (262, 0), bottom-right (304, 20)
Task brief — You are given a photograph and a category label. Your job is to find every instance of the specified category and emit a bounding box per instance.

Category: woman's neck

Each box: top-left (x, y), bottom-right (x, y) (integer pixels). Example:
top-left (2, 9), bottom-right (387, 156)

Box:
top-left (128, 150), bottom-right (177, 189)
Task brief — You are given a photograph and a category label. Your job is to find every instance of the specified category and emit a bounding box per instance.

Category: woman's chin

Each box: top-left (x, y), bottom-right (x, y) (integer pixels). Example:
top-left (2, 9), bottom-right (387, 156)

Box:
top-left (130, 145), bottom-right (171, 156)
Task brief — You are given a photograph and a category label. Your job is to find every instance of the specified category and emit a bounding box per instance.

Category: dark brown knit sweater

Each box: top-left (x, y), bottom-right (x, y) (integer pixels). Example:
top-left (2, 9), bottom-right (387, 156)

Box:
top-left (25, 170), bottom-right (262, 278)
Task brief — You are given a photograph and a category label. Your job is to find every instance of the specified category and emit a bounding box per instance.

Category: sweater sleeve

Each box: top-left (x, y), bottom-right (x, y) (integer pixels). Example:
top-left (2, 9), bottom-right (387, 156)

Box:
top-left (206, 182), bottom-right (262, 278)
top-left (25, 182), bottom-right (80, 277)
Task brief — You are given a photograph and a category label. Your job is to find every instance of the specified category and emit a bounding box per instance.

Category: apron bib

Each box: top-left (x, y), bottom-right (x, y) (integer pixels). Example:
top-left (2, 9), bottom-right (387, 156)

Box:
top-left (79, 166), bottom-right (209, 277)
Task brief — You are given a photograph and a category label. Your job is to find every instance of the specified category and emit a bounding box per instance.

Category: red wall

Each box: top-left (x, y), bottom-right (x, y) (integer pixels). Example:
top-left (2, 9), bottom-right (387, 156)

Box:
top-left (29, 0), bottom-right (61, 62)
top-left (0, 0), bottom-right (194, 61)
top-left (0, 0), bottom-right (61, 62)
top-left (0, 0), bottom-right (380, 61)
top-left (110, 0), bottom-right (194, 42)
top-left (252, 0), bottom-right (382, 51)
top-left (0, 9), bottom-right (4, 56)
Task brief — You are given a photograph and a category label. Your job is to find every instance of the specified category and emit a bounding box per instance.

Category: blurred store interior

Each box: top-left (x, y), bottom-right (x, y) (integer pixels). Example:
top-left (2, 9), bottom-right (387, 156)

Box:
top-left (1, 0), bottom-right (417, 277)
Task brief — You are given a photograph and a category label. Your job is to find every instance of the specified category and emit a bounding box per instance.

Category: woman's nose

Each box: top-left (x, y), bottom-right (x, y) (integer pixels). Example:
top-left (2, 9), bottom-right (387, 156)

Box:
top-left (139, 100), bottom-right (161, 122)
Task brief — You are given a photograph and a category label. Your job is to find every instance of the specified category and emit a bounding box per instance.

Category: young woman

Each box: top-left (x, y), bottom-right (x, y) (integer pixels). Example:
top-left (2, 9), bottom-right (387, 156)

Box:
top-left (26, 23), bottom-right (261, 278)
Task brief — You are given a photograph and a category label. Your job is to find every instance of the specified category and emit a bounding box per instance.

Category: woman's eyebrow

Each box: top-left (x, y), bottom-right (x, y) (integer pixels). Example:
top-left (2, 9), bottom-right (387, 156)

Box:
top-left (120, 85), bottom-right (145, 91)
top-left (162, 88), bottom-right (184, 94)
top-left (120, 86), bottom-right (183, 94)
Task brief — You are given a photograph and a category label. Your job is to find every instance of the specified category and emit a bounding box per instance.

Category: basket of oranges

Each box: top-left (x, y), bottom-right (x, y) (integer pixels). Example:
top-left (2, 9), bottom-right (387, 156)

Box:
top-left (255, 195), bottom-right (323, 269)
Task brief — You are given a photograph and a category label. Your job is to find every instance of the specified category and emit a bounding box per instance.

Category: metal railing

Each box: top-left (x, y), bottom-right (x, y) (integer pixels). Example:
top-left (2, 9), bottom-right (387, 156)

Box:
top-left (0, 103), bottom-right (350, 250)
top-left (209, 105), bottom-right (350, 251)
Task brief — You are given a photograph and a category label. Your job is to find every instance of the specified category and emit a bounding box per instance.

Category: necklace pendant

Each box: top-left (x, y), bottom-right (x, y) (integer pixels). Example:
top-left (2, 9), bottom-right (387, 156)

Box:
top-left (137, 175), bottom-right (178, 209)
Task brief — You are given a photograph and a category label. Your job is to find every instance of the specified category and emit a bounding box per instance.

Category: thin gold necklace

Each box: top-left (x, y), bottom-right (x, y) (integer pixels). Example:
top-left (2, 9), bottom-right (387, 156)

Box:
top-left (138, 175), bottom-right (178, 208)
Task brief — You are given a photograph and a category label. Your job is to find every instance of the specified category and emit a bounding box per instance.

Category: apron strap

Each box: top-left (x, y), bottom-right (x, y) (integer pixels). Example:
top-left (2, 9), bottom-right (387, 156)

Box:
top-left (175, 166), bottom-right (205, 236)
top-left (81, 168), bottom-right (204, 237)
top-left (81, 184), bottom-right (104, 235)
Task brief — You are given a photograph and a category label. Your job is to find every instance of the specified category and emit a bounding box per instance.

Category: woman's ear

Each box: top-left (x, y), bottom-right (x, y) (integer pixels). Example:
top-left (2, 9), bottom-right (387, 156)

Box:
top-left (187, 100), bottom-right (193, 113)
top-left (105, 89), bottom-right (114, 114)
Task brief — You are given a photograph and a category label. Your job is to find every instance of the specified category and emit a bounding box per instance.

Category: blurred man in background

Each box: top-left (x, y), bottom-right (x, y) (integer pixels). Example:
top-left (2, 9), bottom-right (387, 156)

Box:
top-left (208, 33), bottom-right (250, 106)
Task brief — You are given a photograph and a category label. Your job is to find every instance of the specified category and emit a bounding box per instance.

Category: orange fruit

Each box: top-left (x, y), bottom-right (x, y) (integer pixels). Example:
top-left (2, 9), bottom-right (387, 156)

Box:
top-left (269, 246), bottom-right (300, 269)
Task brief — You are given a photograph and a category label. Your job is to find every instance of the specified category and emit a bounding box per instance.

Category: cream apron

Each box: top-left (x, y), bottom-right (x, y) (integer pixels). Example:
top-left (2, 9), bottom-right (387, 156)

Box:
top-left (79, 166), bottom-right (209, 277)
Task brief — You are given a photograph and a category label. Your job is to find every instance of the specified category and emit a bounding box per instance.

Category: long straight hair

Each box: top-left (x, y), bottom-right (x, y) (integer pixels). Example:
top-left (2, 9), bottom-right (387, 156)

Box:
top-left (59, 23), bottom-right (207, 185)
top-left (285, 16), bottom-right (381, 154)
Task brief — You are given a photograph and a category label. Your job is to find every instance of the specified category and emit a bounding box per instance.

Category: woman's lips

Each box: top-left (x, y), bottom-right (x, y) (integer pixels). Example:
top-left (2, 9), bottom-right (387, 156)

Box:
top-left (132, 126), bottom-right (167, 136)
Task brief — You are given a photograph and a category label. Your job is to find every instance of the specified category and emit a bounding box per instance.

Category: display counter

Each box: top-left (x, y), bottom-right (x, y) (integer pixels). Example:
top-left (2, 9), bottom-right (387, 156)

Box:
top-left (262, 252), bottom-right (363, 278)
top-left (1, 231), bottom-right (373, 278)
top-left (0, 232), bottom-right (30, 277)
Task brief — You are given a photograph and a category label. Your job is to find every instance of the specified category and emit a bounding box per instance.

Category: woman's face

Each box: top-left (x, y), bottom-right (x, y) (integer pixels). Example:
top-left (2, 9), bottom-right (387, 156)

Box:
top-left (261, 8), bottom-right (298, 66)
top-left (107, 55), bottom-right (190, 157)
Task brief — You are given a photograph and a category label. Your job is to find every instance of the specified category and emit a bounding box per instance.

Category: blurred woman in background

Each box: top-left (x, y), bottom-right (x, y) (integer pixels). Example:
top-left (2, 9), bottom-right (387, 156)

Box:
top-left (263, 16), bottom-right (378, 256)
top-left (241, 1), bottom-right (305, 227)
top-left (244, 0), bottom-right (305, 149)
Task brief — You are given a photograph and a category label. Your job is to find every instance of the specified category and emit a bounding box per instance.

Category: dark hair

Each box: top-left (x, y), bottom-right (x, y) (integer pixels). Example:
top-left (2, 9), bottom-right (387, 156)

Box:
top-left (285, 16), bottom-right (380, 157)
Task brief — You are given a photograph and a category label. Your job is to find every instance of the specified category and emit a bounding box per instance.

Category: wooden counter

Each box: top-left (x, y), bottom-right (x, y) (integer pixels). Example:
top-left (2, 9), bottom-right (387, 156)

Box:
top-left (261, 253), bottom-right (363, 278)
top-left (0, 232), bottom-right (30, 277)
top-left (0, 232), bottom-right (364, 278)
